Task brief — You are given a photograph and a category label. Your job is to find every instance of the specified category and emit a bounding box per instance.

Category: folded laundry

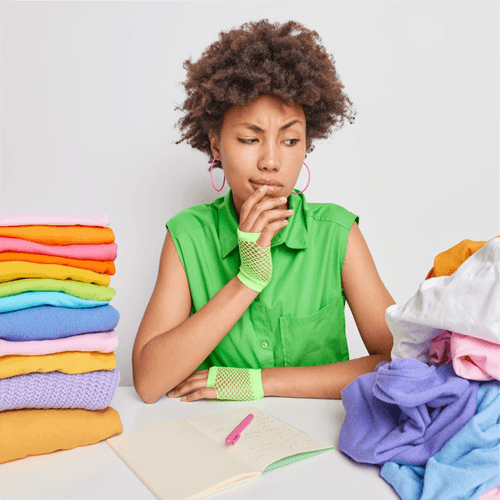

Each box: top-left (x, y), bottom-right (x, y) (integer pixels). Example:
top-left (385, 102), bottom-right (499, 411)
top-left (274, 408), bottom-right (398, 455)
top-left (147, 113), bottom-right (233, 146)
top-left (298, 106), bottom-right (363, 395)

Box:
top-left (338, 359), bottom-right (480, 466)
top-left (0, 406), bottom-right (122, 464)
top-left (0, 225), bottom-right (114, 245)
top-left (0, 237), bottom-right (117, 260)
top-left (380, 381), bottom-right (500, 500)
top-left (0, 304), bottom-right (119, 341)
top-left (0, 251), bottom-right (116, 275)
top-left (0, 351), bottom-right (116, 379)
top-left (0, 291), bottom-right (109, 313)
top-left (0, 213), bottom-right (110, 227)
top-left (425, 238), bottom-right (492, 279)
top-left (0, 278), bottom-right (116, 301)
top-left (430, 331), bottom-right (453, 365)
top-left (387, 237), bottom-right (500, 362)
top-left (0, 261), bottom-right (110, 286)
top-left (0, 330), bottom-right (118, 356)
top-left (0, 368), bottom-right (120, 411)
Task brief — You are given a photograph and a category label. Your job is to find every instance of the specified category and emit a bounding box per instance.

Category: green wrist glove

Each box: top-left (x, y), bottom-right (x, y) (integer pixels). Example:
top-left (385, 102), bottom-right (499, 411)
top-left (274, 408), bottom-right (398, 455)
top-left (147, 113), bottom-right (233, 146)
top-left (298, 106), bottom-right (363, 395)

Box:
top-left (236, 228), bottom-right (272, 293)
top-left (206, 366), bottom-right (264, 401)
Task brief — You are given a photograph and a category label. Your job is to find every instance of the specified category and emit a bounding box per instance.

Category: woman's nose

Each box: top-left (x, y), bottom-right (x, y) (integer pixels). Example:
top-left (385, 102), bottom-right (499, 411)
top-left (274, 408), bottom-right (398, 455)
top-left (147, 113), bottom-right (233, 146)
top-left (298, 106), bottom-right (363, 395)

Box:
top-left (258, 141), bottom-right (280, 170)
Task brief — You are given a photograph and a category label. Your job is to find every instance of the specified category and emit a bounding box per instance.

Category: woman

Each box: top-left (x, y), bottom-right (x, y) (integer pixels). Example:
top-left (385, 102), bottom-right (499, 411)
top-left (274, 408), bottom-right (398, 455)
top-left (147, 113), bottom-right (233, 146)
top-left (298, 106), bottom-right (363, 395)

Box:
top-left (132, 19), bottom-right (395, 404)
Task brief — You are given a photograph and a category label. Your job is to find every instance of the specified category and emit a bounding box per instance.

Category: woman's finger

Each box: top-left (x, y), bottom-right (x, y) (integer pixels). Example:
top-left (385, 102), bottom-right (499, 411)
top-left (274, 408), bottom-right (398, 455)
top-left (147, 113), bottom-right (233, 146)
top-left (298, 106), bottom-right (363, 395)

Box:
top-left (181, 387), bottom-right (218, 402)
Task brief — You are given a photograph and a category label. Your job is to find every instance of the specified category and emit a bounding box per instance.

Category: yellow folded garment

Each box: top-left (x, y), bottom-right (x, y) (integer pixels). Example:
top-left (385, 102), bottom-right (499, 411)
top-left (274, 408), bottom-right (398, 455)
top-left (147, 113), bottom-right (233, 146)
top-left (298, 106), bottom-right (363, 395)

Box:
top-left (0, 351), bottom-right (116, 379)
top-left (0, 407), bottom-right (123, 463)
top-left (0, 225), bottom-right (115, 245)
top-left (0, 261), bottom-right (110, 286)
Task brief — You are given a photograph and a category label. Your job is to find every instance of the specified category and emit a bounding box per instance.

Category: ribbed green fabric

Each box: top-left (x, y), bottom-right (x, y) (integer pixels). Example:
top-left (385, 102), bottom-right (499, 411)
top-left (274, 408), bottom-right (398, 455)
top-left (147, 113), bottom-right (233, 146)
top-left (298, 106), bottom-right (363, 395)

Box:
top-left (0, 278), bottom-right (116, 301)
top-left (166, 188), bottom-right (359, 370)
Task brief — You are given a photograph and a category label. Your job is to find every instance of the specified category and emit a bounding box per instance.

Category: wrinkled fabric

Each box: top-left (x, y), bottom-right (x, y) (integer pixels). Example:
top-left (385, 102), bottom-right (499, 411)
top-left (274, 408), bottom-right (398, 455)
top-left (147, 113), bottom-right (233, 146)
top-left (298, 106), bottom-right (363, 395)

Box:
top-left (0, 236), bottom-right (117, 260)
top-left (338, 359), bottom-right (480, 465)
top-left (387, 237), bottom-right (499, 362)
top-left (0, 304), bottom-right (119, 341)
top-left (0, 330), bottom-right (118, 356)
top-left (380, 381), bottom-right (500, 500)
top-left (0, 291), bottom-right (109, 313)
top-left (425, 238), bottom-right (491, 279)
top-left (430, 331), bottom-right (453, 365)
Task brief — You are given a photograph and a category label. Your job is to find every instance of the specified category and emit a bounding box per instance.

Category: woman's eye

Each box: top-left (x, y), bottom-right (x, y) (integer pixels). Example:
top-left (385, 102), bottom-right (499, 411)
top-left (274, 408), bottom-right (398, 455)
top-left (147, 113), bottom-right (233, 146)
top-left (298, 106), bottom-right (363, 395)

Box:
top-left (238, 138), bottom-right (257, 144)
top-left (284, 139), bottom-right (299, 146)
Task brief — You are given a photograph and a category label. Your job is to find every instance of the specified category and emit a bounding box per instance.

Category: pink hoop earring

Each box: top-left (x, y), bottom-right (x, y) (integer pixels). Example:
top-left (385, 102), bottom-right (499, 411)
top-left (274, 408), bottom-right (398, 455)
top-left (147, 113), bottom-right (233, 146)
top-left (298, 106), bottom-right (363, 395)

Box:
top-left (291, 162), bottom-right (310, 194)
top-left (210, 158), bottom-right (226, 192)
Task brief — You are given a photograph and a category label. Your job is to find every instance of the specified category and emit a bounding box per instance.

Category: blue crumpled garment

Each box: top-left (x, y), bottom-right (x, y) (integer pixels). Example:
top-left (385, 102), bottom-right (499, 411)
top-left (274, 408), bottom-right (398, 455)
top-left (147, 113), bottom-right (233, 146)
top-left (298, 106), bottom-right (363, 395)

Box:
top-left (380, 381), bottom-right (500, 500)
top-left (338, 358), bottom-right (480, 465)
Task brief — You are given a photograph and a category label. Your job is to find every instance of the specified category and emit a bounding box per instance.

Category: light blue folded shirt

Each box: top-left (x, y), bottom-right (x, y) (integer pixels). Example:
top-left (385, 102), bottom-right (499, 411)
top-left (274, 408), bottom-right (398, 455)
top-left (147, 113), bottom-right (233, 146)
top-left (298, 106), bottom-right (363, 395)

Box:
top-left (0, 291), bottom-right (109, 312)
top-left (380, 380), bottom-right (500, 500)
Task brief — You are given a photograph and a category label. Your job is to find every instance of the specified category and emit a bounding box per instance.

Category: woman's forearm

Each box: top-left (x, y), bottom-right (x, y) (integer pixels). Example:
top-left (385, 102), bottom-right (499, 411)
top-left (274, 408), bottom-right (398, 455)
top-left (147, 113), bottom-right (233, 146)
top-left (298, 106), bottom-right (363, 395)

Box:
top-left (261, 353), bottom-right (391, 400)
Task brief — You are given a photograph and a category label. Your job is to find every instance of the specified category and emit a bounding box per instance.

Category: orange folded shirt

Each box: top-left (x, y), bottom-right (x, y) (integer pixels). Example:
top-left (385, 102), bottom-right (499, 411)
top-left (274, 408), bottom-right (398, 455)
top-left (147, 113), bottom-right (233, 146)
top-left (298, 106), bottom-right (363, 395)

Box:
top-left (0, 252), bottom-right (115, 275)
top-left (0, 351), bottom-right (116, 379)
top-left (425, 236), bottom-right (499, 279)
top-left (0, 226), bottom-right (115, 245)
top-left (0, 407), bottom-right (123, 463)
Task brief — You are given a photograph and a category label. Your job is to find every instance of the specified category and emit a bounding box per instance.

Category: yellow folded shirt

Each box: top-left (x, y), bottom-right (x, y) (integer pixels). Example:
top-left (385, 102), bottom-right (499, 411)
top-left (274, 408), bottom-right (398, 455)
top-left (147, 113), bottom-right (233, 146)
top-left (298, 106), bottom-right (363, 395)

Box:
top-left (0, 351), bottom-right (116, 379)
top-left (0, 407), bottom-right (123, 463)
top-left (0, 261), bottom-right (110, 286)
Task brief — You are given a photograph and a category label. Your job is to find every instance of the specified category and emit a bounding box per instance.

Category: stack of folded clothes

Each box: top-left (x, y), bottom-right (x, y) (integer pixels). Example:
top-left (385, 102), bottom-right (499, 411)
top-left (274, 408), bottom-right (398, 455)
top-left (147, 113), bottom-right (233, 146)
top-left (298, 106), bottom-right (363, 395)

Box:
top-left (0, 214), bottom-right (123, 464)
top-left (338, 236), bottom-right (500, 500)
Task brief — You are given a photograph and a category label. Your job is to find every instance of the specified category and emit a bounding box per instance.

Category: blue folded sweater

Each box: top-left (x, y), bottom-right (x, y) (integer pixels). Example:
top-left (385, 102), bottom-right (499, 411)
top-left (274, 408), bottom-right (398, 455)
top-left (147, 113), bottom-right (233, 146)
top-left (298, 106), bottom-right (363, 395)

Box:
top-left (0, 305), bottom-right (119, 341)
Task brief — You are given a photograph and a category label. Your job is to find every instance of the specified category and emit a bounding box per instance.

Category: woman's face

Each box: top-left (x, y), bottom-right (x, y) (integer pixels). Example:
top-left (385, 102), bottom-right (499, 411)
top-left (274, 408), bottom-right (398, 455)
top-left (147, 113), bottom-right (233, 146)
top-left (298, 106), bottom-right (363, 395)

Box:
top-left (209, 94), bottom-right (306, 221)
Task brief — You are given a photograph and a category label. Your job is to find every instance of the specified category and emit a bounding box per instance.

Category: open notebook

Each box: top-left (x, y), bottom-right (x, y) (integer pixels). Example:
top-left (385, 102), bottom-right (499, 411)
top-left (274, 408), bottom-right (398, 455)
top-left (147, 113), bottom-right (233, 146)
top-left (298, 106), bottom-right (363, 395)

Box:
top-left (106, 406), bottom-right (334, 500)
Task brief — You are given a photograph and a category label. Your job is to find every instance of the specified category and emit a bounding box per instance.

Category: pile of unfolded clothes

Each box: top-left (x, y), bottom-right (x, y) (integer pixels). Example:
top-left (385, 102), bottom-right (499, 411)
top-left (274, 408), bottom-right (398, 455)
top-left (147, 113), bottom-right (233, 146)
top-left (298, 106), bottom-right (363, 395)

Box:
top-left (0, 214), bottom-right (123, 464)
top-left (338, 236), bottom-right (500, 500)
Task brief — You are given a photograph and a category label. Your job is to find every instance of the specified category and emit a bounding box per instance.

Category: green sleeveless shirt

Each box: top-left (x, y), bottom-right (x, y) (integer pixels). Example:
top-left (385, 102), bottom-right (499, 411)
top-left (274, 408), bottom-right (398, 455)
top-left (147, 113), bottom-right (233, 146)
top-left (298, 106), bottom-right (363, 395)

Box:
top-left (165, 188), bottom-right (359, 370)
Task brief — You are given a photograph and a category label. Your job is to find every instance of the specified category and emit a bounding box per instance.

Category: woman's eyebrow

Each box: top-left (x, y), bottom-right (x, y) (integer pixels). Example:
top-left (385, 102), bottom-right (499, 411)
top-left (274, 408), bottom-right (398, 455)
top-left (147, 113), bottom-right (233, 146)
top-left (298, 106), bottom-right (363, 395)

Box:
top-left (237, 120), bottom-right (303, 132)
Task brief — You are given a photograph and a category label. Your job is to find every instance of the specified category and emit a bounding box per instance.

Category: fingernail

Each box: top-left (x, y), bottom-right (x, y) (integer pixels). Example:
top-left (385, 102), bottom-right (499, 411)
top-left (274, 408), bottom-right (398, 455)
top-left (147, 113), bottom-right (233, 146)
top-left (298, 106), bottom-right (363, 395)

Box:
top-left (259, 185), bottom-right (267, 191)
top-left (280, 197), bottom-right (287, 201)
top-left (181, 396), bottom-right (187, 401)
top-left (167, 391), bottom-right (174, 397)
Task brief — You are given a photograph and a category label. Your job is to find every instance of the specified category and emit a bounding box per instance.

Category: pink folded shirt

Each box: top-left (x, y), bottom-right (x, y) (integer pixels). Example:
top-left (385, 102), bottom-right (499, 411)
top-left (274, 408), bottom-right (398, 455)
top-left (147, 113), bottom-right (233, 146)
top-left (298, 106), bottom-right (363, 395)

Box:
top-left (0, 213), bottom-right (110, 227)
top-left (0, 331), bottom-right (118, 356)
top-left (430, 331), bottom-right (499, 381)
top-left (0, 237), bottom-right (117, 261)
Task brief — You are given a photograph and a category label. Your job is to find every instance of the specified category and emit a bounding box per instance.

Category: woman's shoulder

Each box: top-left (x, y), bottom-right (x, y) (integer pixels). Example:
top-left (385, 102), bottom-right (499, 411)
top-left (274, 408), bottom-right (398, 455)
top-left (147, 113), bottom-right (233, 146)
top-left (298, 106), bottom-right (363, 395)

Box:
top-left (305, 200), bottom-right (359, 231)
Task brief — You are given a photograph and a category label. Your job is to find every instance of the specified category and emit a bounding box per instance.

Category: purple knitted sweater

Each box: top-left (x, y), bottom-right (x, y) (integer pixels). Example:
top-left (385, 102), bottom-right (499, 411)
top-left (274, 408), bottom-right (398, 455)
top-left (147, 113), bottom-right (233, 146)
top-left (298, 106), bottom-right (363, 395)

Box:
top-left (0, 369), bottom-right (120, 411)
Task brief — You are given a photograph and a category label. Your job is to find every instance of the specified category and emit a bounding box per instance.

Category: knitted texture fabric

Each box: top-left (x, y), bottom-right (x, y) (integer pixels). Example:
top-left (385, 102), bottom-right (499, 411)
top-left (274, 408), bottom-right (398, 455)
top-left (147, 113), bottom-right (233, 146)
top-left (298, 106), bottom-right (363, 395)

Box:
top-left (0, 407), bottom-right (123, 464)
top-left (0, 291), bottom-right (109, 313)
top-left (0, 236), bottom-right (117, 260)
top-left (206, 366), bottom-right (264, 401)
top-left (0, 213), bottom-right (110, 227)
top-left (236, 228), bottom-right (272, 293)
top-left (0, 330), bottom-right (118, 356)
top-left (0, 304), bottom-right (120, 341)
top-left (0, 261), bottom-right (110, 286)
top-left (0, 368), bottom-right (120, 411)
top-left (0, 278), bottom-right (116, 301)
top-left (0, 251), bottom-right (116, 275)
top-left (0, 225), bottom-right (115, 245)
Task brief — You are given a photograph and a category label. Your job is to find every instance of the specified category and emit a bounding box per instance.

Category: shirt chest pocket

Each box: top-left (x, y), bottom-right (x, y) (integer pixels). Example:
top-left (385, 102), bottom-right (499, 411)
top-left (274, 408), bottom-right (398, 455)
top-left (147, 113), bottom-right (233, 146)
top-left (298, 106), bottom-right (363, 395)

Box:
top-left (278, 296), bottom-right (349, 367)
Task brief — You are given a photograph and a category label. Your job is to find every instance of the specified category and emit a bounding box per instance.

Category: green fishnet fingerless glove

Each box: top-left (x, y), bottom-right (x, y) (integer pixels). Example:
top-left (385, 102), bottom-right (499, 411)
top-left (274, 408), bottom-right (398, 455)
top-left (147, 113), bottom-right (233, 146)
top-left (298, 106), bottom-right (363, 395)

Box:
top-left (236, 228), bottom-right (272, 293)
top-left (206, 366), bottom-right (264, 401)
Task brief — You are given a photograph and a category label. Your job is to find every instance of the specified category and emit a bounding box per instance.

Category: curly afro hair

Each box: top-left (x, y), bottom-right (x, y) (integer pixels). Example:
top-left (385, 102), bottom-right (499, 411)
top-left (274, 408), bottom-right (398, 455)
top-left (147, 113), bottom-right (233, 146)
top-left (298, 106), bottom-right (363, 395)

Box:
top-left (175, 19), bottom-right (357, 171)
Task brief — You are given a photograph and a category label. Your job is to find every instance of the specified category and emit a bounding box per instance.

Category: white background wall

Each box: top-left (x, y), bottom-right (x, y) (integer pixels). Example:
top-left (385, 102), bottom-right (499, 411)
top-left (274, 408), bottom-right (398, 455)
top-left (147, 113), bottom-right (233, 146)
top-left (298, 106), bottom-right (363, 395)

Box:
top-left (1, 1), bottom-right (498, 388)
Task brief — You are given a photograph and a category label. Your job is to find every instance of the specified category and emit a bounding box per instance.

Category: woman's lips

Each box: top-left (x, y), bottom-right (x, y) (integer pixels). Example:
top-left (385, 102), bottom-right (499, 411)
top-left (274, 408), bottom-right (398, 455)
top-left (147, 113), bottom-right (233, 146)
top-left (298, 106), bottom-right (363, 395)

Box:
top-left (251, 181), bottom-right (281, 193)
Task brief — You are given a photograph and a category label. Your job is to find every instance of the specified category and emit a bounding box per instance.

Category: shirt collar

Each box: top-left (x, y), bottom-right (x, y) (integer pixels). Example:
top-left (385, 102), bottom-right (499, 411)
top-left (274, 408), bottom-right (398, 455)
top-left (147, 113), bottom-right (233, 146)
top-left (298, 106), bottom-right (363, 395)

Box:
top-left (218, 188), bottom-right (309, 259)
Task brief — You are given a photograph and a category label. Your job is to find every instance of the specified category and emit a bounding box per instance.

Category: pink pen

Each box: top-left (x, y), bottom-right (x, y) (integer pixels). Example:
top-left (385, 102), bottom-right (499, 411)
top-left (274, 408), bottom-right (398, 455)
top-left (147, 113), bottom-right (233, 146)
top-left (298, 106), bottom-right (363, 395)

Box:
top-left (225, 414), bottom-right (254, 445)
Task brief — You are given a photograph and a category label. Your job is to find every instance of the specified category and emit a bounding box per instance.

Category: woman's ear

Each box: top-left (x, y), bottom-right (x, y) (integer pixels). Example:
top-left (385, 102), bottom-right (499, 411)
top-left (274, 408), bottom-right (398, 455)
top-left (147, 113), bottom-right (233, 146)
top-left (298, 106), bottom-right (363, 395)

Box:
top-left (208, 131), bottom-right (221, 159)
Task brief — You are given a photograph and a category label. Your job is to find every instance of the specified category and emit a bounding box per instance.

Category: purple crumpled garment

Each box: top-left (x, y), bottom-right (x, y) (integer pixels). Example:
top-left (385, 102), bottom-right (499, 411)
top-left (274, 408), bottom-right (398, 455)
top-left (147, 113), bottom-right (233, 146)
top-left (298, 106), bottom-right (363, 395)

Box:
top-left (338, 358), bottom-right (480, 465)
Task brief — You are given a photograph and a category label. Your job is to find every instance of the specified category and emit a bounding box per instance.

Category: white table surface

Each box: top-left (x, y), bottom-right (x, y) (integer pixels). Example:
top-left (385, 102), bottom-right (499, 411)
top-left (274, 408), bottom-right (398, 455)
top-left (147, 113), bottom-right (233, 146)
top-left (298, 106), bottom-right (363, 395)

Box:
top-left (1, 387), bottom-right (399, 500)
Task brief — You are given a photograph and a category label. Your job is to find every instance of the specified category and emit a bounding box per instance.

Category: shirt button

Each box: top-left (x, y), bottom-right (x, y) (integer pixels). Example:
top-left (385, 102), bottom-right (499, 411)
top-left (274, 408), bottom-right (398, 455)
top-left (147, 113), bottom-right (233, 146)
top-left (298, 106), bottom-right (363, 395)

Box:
top-left (261, 342), bottom-right (268, 349)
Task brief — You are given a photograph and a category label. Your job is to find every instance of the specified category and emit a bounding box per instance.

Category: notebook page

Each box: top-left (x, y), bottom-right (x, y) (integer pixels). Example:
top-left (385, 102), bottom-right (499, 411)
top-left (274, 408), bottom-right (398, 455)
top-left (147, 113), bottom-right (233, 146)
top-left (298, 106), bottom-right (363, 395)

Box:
top-left (106, 418), bottom-right (258, 500)
top-left (185, 406), bottom-right (333, 473)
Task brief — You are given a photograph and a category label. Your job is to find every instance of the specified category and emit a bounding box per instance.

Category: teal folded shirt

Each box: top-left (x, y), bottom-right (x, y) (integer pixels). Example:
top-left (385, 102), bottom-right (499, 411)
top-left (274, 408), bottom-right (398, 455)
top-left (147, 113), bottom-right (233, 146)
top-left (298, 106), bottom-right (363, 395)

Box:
top-left (0, 291), bottom-right (109, 313)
